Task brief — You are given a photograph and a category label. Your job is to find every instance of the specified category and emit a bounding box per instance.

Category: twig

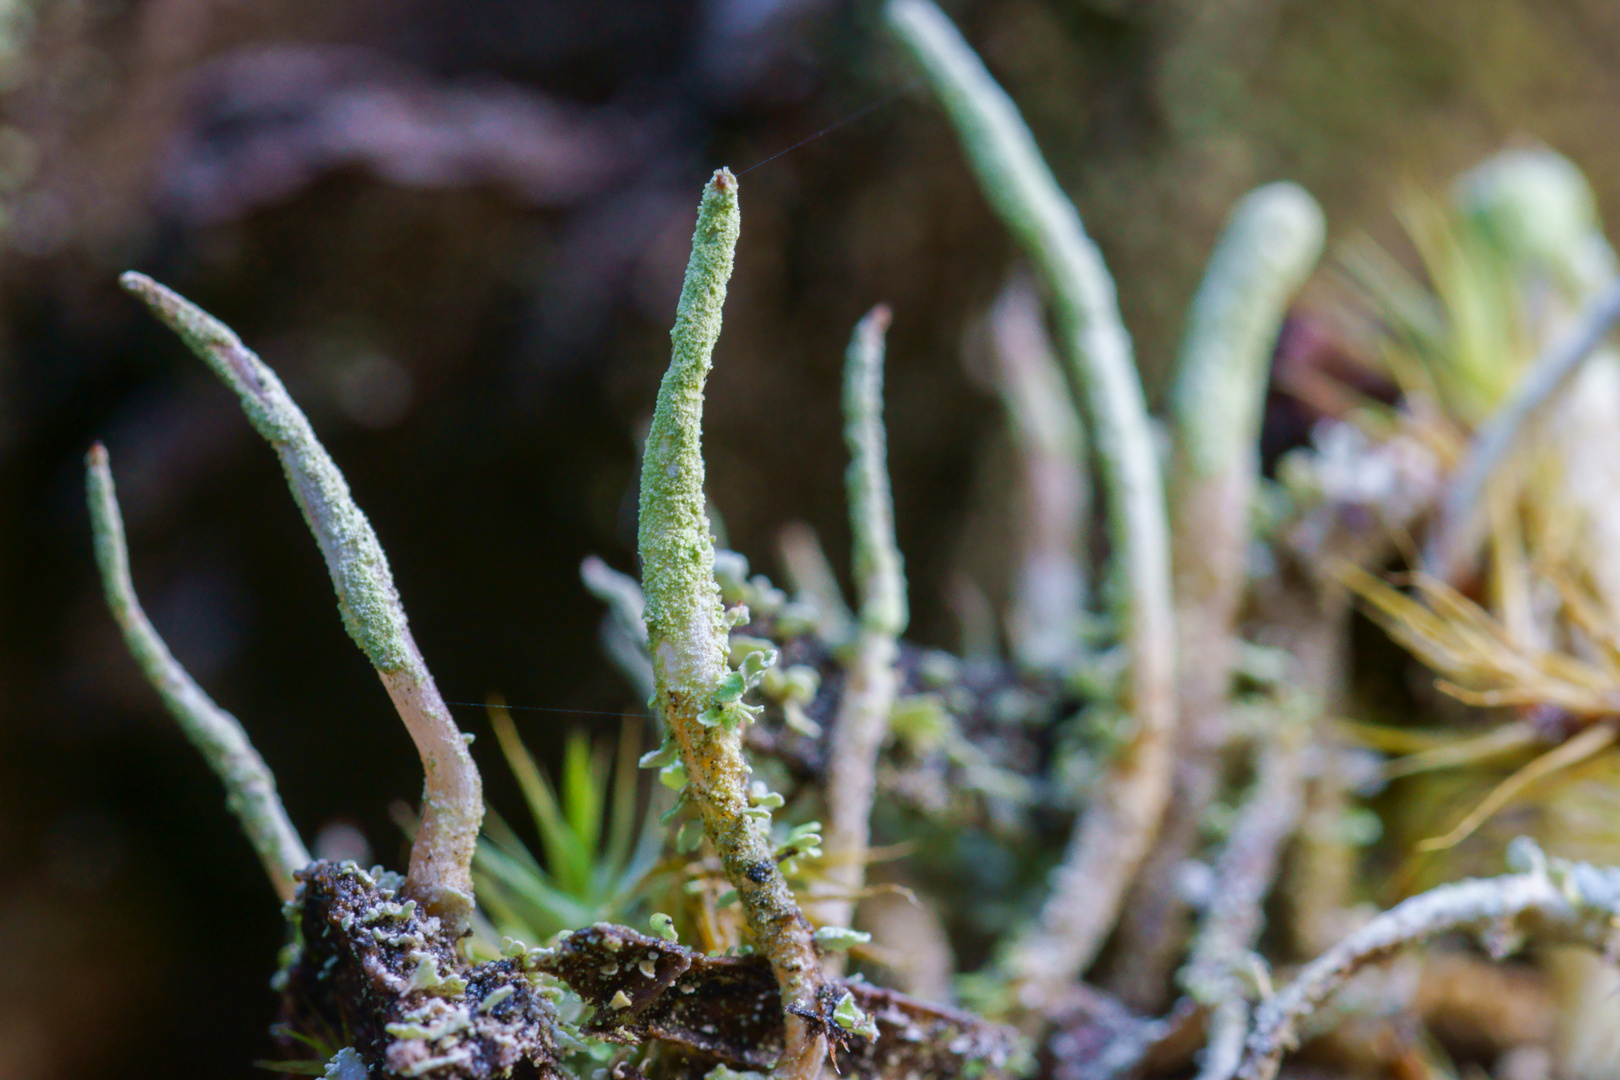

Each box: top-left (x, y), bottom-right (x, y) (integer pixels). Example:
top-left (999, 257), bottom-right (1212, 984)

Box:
top-left (1178, 712), bottom-right (1308, 1080)
top-left (1266, 426), bottom-right (1442, 955)
top-left (986, 274), bottom-right (1089, 674)
top-left (1112, 184), bottom-right (1324, 1002)
top-left (86, 443), bottom-right (310, 901)
top-left (1236, 841), bottom-right (1620, 1080)
top-left (119, 272), bottom-right (482, 933)
top-left (1045, 988), bottom-right (1206, 1080)
top-left (885, 0), bottom-right (1177, 1000)
top-left (816, 305), bottom-right (908, 971)
top-left (636, 168), bottom-right (826, 1080)
top-left (1422, 278), bottom-right (1620, 583)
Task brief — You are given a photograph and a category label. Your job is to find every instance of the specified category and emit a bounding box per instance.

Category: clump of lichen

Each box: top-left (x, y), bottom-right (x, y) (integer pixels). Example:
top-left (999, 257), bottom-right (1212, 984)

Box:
top-left (89, 3), bottom-right (1620, 1079)
top-left (279, 861), bottom-right (563, 1080)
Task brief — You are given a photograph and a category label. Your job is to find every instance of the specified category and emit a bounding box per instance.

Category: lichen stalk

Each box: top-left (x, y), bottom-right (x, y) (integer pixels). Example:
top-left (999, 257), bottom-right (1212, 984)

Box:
top-left (1168, 182), bottom-right (1324, 704)
top-left (86, 443), bottom-right (310, 901)
top-left (118, 271), bottom-right (482, 931)
top-left (636, 168), bottom-right (826, 1080)
top-left (886, 0), bottom-right (1177, 999)
top-left (1238, 846), bottom-right (1620, 1080)
top-left (1113, 184), bottom-right (1324, 1003)
top-left (842, 305), bottom-right (909, 640)
top-left (987, 274), bottom-right (1088, 673)
top-left (815, 305), bottom-right (908, 969)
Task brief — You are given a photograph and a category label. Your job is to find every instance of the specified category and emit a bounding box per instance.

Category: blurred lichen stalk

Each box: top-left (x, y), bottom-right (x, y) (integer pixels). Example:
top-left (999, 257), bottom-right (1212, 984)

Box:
top-left (82, 1), bottom-right (1620, 1079)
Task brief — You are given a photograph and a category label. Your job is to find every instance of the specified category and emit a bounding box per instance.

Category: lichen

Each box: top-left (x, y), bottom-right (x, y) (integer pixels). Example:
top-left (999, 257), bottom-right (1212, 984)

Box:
top-left (635, 169), bottom-right (827, 1078)
top-left (85, 443), bottom-right (310, 901)
top-left (117, 272), bottom-right (415, 672)
top-left (118, 271), bottom-right (483, 933)
top-left (279, 861), bottom-right (563, 1079)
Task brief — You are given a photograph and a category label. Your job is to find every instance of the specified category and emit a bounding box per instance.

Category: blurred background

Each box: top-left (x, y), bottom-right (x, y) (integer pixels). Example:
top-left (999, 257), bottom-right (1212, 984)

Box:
top-left (7, 0), bottom-right (1620, 1077)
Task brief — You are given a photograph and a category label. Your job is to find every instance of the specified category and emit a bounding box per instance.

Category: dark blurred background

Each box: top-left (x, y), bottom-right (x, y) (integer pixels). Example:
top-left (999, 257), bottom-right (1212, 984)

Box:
top-left (6, 0), bottom-right (1620, 1076)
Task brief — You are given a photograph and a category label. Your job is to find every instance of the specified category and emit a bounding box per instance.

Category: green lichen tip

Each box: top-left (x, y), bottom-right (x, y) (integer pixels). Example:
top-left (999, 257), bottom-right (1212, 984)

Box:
top-left (119, 271), bottom-right (305, 461)
top-left (843, 303), bottom-right (908, 637)
top-left (85, 441), bottom-right (112, 515)
top-left (1172, 180), bottom-right (1324, 477)
top-left (1454, 148), bottom-right (1614, 291)
top-left (121, 272), bottom-right (413, 674)
top-left (638, 167), bottom-right (744, 694)
top-left (85, 442), bottom-right (124, 603)
top-left (666, 169), bottom-right (741, 357)
top-left (119, 270), bottom-right (247, 367)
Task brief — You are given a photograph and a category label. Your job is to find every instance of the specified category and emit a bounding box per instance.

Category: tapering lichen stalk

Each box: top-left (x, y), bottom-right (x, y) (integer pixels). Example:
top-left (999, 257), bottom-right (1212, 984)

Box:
top-left (1113, 184), bottom-right (1324, 1004)
top-left (86, 443), bottom-right (310, 901)
top-left (814, 305), bottom-right (908, 972)
top-left (1177, 714), bottom-right (1307, 1080)
top-left (637, 169), bottom-right (826, 1080)
top-left (987, 274), bottom-right (1088, 673)
top-left (1237, 843), bottom-right (1620, 1080)
top-left (118, 272), bottom-right (482, 933)
top-left (886, 0), bottom-right (1176, 1000)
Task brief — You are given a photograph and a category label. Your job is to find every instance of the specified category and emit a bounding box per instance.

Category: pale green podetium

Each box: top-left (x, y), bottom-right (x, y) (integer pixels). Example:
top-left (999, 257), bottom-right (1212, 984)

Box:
top-left (86, 443), bottom-right (310, 901)
top-left (1171, 184), bottom-right (1325, 479)
top-left (811, 305), bottom-right (908, 972)
top-left (843, 305), bottom-right (908, 638)
top-left (888, 0), bottom-right (1177, 1002)
top-left (117, 272), bottom-right (483, 935)
top-left (1106, 183), bottom-right (1323, 1000)
top-left (636, 168), bottom-right (827, 1080)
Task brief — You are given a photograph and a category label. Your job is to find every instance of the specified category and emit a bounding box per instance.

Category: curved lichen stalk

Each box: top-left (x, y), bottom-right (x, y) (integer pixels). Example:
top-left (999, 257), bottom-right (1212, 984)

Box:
top-left (118, 272), bottom-right (483, 935)
top-left (886, 0), bottom-right (1177, 1001)
top-left (1113, 182), bottom-right (1325, 1000)
top-left (86, 443), bottom-right (311, 901)
top-left (637, 168), bottom-right (827, 1080)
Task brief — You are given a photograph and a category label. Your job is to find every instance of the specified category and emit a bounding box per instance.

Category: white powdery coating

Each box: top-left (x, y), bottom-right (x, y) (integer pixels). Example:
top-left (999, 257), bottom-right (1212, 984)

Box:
top-left (1238, 856), bottom-right (1620, 1080)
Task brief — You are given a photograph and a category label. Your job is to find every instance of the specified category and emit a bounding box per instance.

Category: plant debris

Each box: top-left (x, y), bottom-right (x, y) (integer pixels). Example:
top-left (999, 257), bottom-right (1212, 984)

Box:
top-left (534, 923), bottom-right (1028, 1079)
top-left (279, 861), bottom-right (564, 1079)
